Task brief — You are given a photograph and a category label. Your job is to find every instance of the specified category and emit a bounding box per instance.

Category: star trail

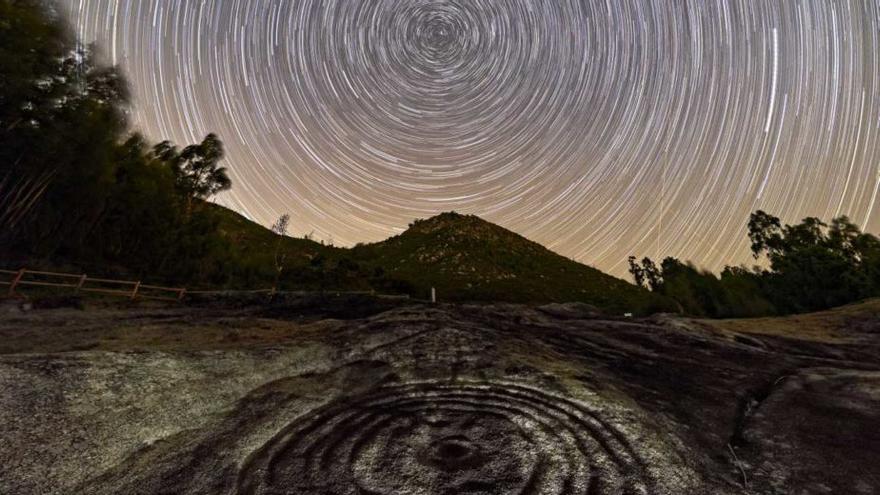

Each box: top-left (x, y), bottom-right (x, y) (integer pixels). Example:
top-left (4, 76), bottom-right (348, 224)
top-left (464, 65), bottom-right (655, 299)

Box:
top-left (63, 0), bottom-right (880, 277)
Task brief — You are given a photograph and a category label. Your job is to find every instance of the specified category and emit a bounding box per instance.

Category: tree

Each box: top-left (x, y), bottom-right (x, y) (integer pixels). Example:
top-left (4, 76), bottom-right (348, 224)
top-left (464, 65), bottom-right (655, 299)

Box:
top-left (0, 0), bottom-right (69, 220)
top-left (641, 257), bottom-right (662, 291)
top-left (636, 210), bottom-right (880, 318)
top-left (152, 133), bottom-right (231, 215)
top-left (177, 133), bottom-right (230, 200)
top-left (0, 0), bottom-right (244, 288)
top-left (746, 211), bottom-right (879, 312)
top-left (271, 213), bottom-right (290, 291)
top-left (628, 256), bottom-right (645, 288)
top-left (0, 0), bottom-right (69, 133)
top-left (719, 265), bottom-right (776, 317)
top-left (0, 0), bottom-right (130, 253)
top-left (747, 210), bottom-right (784, 258)
top-left (628, 257), bottom-right (662, 291)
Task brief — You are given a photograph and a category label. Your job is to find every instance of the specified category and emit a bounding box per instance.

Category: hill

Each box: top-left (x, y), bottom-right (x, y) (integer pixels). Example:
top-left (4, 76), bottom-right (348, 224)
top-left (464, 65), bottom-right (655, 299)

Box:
top-left (212, 207), bottom-right (676, 314)
top-left (207, 203), bottom-right (383, 292)
top-left (346, 212), bottom-right (673, 314)
top-left (210, 202), bottom-right (337, 271)
top-left (10, 202), bottom-right (670, 314)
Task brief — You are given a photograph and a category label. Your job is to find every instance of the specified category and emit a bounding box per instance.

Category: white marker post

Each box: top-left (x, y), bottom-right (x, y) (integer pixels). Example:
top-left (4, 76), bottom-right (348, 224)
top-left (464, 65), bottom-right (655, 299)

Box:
top-left (431, 287), bottom-right (436, 304)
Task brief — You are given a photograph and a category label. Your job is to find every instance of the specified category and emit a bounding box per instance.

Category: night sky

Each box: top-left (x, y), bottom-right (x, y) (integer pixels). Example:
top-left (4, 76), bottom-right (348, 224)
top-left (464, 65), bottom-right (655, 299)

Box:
top-left (64, 1), bottom-right (880, 277)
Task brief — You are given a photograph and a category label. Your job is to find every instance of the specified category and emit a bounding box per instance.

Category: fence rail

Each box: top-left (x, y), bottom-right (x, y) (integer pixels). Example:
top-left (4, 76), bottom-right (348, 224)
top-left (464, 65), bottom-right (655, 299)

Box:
top-left (1, 268), bottom-right (185, 301)
top-left (1, 268), bottom-right (412, 302)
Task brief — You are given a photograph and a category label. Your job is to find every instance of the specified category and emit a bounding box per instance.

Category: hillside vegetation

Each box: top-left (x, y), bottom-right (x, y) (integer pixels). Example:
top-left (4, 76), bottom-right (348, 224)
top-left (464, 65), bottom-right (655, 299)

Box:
top-left (203, 206), bottom-right (672, 314)
top-left (351, 212), bottom-right (672, 313)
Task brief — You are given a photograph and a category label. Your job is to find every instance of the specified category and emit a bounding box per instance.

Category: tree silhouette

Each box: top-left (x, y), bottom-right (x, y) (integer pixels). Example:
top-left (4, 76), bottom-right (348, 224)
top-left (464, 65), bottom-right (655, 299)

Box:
top-left (635, 210), bottom-right (880, 317)
top-left (176, 134), bottom-right (230, 199)
top-left (271, 213), bottom-right (291, 291)
top-left (152, 133), bottom-right (230, 215)
top-left (627, 256), bottom-right (645, 288)
top-left (1, 0), bottom-right (130, 252)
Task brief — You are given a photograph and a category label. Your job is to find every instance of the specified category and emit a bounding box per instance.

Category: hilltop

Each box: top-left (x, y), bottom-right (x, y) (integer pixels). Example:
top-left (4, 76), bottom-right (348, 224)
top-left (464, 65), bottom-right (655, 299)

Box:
top-left (350, 212), bottom-right (672, 314)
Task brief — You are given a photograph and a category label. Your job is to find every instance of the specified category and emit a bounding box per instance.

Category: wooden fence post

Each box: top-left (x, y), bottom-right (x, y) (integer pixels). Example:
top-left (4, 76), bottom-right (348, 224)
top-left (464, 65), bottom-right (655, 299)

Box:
top-left (131, 281), bottom-right (141, 300)
top-left (75, 274), bottom-right (87, 293)
top-left (178, 288), bottom-right (187, 301)
top-left (8, 268), bottom-right (25, 296)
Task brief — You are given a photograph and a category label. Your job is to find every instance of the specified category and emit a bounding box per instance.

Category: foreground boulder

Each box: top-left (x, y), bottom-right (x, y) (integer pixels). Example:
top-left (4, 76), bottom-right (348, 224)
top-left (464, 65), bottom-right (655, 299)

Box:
top-left (0, 298), bottom-right (878, 494)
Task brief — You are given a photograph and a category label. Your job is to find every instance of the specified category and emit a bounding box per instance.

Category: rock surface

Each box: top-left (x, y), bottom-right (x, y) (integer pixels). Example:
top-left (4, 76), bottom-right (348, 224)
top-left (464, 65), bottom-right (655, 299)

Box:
top-left (0, 297), bottom-right (878, 494)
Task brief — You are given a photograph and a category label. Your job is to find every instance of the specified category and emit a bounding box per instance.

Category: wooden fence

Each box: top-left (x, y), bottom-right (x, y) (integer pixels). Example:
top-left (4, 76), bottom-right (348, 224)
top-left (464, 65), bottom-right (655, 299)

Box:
top-left (0, 268), bottom-right (186, 301)
top-left (0, 268), bottom-right (413, 302)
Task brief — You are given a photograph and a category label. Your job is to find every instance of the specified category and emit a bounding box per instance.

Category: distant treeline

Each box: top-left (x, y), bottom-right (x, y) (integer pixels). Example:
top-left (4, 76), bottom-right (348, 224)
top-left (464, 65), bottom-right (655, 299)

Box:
top-left (629, 211), bottom-right (880, 317)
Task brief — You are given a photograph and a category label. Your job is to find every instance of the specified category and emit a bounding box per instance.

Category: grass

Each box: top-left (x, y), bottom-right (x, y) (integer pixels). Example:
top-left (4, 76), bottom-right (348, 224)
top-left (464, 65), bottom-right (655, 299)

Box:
top-left (701, 298), bottom-right (880, 343)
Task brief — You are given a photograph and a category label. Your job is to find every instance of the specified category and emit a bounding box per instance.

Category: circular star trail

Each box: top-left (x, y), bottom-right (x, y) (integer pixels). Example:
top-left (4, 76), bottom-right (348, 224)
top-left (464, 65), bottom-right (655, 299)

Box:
top-left (65, 0), bottom-right (880, 276)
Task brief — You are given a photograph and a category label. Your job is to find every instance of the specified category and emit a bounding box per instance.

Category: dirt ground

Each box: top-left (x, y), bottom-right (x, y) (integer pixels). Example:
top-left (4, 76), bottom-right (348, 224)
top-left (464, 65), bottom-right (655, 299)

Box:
top-left (1, 295), bottom-right (878, 494)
